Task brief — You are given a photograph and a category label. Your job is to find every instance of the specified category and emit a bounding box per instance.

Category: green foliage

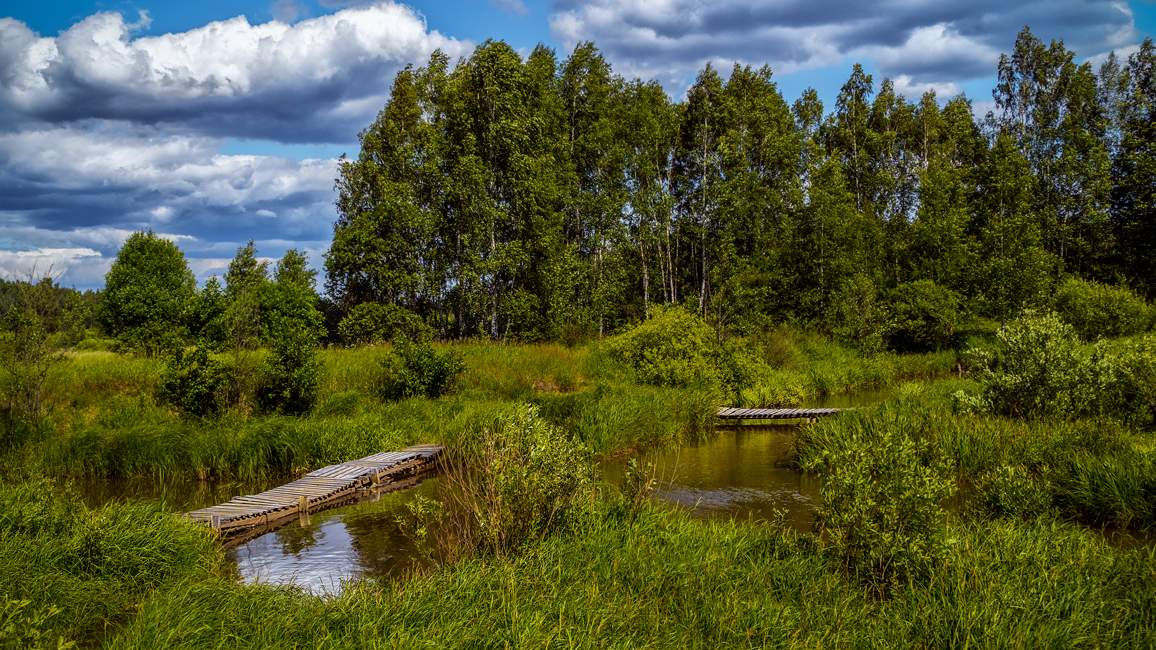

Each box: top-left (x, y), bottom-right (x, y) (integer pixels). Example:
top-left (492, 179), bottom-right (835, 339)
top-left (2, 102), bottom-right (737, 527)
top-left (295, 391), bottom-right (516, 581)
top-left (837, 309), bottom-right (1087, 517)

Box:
top-left (107, 506), bottom-right (1156, 649)
top-left (1089, 334), bottom-right (1156, 429)
top-left (885, 280), bottom-right (964, 352)
top-left (187, 277), bottom-right (227, 348)
top-left (827, 273), bottom-right (887, 353)
top-left (263, 249), bottom-right (325, 344)
top-left (800, 409), bottom-right (955, 595)
top-left (337, 302), bottom-right (432, 345)
top-left (603, 305), bottom-right (724, 389)
top-left (158, 347), bottom-right (231, 418)
top-left (100, 231), bottom-right (195, 355)
top-left (962, 311), bottom-right (1089, 418)
top-left (0, 481), bottom-right (219, 646)
top-left (1053, 276), bottom-right (1153, 340)
top-left (974, 465), bottom-right (1054, 519)
top-left (256, 331), bottom-right (320, 416)
top-left (222, 241), bottom-right (268, 353)
top-left (419, 404), bottom-right (594, 557)
top-left (0, 278), bottom-right (83, 428)
top-left (378, 339), bottom-right (465, 401)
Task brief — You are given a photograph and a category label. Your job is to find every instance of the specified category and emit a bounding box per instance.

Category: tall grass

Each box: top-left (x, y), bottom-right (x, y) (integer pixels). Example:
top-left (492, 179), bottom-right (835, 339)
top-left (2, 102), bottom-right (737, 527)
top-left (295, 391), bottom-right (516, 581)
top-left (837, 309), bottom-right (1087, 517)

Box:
top-left (105, 505), bottom-right (1155, 648)
top-left (0, 480), bottom-right (222, 647)
top-left (798, 401), bottom-right (1156, 530)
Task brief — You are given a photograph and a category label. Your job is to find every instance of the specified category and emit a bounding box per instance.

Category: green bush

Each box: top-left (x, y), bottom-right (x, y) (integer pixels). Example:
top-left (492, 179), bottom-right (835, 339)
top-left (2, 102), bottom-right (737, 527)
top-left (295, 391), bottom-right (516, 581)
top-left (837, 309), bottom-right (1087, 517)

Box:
top-left (158, 346), bottom-right (231, 418)
top-left (408, 404), bottom-right (594, 558)
top-left (973, 465), bottom-right (1053, 519)
top-left (256, 333), bottom-right (321, 415)
top-left (960, 311), bottom-right (1089, 419)
top-left (378, 339), bottom-right (464, 400)
top-left (885, 280), bottom-right (964, 352)
top-left (826, 273), bottom-right (887, 353)
top-left (1053, 277), bottom-right (1153, 340)
top-left (338, 302), bottom-right (432, 345)
top-left (1089, 334), bottom-right (1156, 429)
top-left (800, 410), bottom-right (954, 596)
top-left (603, 305), bottom-right (724, 389)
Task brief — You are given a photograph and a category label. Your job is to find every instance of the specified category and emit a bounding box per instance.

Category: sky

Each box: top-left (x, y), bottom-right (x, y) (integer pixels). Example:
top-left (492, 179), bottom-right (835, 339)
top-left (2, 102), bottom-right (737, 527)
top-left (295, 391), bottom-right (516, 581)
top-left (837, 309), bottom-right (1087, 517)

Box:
top-left (1, 0), bottom-right (1153, 290)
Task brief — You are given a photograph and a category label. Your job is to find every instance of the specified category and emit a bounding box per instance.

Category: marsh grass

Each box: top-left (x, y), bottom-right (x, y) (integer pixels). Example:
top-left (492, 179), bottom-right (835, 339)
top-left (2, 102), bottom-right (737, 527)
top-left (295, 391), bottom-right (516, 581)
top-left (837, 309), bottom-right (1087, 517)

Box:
top-left (0, 480), bottom-right (222, 647)
top-left (104, 506), bottom-right (1155, 649)
top-left (798, 401), bottom-right (1156, 530)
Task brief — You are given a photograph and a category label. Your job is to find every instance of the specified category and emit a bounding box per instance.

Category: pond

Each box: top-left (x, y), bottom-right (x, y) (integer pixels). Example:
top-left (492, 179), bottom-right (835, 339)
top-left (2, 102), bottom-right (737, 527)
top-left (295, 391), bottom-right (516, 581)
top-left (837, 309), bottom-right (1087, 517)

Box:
top-left (73, 423), bottom-right (819, 595)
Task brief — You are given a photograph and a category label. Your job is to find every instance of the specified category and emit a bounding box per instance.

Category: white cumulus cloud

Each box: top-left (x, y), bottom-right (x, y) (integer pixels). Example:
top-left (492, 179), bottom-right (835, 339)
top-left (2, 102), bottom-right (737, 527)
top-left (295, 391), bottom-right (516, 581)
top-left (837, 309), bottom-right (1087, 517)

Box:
top-left (0, 2), bottom-right (471, 142)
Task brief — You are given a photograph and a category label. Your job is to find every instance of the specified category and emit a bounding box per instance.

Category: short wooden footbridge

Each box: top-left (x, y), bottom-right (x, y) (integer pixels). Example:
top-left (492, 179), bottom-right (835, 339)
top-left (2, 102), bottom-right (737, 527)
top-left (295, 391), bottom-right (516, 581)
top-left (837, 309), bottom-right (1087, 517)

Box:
top-left (716, 407), bottom-right (845, 421)
top-left (187, 444), bottom-right (443, 539)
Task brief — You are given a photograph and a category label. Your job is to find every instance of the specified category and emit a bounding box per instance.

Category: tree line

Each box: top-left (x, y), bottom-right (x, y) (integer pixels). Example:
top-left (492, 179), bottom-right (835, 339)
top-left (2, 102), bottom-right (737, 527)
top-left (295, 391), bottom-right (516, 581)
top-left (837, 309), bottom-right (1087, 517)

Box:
top-left (326, 28), bottom-right (1155, 344)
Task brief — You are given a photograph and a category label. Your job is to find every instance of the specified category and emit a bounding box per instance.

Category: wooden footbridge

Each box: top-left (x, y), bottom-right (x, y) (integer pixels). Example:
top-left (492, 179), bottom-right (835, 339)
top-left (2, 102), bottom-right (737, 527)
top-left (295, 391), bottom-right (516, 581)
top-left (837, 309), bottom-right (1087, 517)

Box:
top-left (716, 407), bottom-right (845, 421)
top-left (187, 444), bottom-right (443, 537)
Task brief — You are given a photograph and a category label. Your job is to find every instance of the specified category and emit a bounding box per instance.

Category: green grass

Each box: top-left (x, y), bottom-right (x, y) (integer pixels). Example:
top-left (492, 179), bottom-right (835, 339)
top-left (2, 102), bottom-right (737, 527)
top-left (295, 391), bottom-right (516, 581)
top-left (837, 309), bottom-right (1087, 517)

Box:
top-left (0, 480), bottom-right (221, 647)
top-left (797, 398), bottom-right (1156, 531)
top-left (17, 334), bottom-right (935, 480)
top-left (104, 505), bottom-right (1155, 648)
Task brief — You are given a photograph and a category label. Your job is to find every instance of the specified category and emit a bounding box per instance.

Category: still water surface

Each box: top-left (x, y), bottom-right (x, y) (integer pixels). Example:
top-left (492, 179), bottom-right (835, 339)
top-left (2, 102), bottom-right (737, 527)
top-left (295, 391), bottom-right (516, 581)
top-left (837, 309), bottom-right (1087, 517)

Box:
top-left (76, 424), bottom-right (816, 595)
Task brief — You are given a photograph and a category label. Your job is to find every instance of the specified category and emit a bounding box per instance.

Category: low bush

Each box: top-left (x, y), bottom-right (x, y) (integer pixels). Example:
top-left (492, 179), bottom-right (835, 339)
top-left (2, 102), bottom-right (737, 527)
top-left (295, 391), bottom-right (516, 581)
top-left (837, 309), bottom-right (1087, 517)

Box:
top-left (403, 404), bottom-right (594, 559)
top-left (1089, 334), bottom-right (1156, 429)
top-left (799, 409), bottom-right (955, 596)
top-left (157, 346), bottom-right (231, 418)
top-left (256, 333), bottom-right (320, 415)
top-left (885, 280), bottom-right (964, 352)
top-left (378, 339), bottom-right (465, 401)
top-left (602, 305), bottom-right (725, 389)
top-left (1053, 277), bottom-right (1153, 340)
top-left (957, 311), bottom-right (1088, 419)
top-left (973, 465), bottom-right (1053, 519)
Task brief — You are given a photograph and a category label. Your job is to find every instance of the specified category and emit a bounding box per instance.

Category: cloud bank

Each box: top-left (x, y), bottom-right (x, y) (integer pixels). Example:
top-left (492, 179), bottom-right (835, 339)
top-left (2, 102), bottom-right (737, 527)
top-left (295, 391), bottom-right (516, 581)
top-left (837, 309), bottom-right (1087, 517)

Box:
top-left (0, 2), bottom-right (471, 143)
top-left (0, 2), bottom-right (475, 287)
top-left (550, 0), bottom-right (1138, 94)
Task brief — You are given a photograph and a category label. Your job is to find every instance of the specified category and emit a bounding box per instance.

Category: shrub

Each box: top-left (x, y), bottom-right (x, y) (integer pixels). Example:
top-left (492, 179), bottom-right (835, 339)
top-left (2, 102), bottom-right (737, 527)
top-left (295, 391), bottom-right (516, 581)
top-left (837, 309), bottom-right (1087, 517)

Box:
top-left (973, 465), bottom-right (1053, 519)
top-left (1089, 335), bottom-right (1156, 429)
top-left (158, 346), bottom-right (231, 418)
top-left (338, 302), bottom-right (433, 345)
top-left (257, 332), bottom-right (321, 415)
top-left (378, 338), bottom-right (464, 400)
top-left (885, 280), bottom-right (964, 352)
top-left (800, 410), bottom-right (954, 596)
top-left (963, 311), bottom-right (1090, 419)
top-left (603, 305), bottom-right (723, 389)
top-left (827, 273), bottom-right (887, 354)
top-left (1053, 277), bottom-right (1153, 340)
top-left (404, 404), bottom-right (594, 558)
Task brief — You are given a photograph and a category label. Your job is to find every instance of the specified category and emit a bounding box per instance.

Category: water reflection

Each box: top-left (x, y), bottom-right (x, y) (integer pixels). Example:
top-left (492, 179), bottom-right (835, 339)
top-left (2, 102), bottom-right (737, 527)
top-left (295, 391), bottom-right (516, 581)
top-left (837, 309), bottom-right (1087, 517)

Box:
top-left (226, 477), bottom-right (441, 595)
top-left (606, 424), bottom-right (820, 531)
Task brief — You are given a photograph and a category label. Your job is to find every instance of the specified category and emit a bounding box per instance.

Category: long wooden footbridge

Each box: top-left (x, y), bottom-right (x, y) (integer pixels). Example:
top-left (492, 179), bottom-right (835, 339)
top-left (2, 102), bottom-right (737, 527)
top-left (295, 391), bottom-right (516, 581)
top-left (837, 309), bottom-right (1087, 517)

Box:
top-left (187, 444), bottom-right (443, 537)
top-left (716, 407), bottom-right (845, 421)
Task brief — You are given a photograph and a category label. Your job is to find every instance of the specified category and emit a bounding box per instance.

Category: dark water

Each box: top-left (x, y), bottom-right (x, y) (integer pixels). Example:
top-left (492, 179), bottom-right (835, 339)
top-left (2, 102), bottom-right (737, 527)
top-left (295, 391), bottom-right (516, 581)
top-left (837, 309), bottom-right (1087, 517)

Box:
top-left (604, 424), bottom-right (819, 530)
top-left (72, 425), bottom-right (817, 595)
top-left (226, 477), bottom-right (442, 594)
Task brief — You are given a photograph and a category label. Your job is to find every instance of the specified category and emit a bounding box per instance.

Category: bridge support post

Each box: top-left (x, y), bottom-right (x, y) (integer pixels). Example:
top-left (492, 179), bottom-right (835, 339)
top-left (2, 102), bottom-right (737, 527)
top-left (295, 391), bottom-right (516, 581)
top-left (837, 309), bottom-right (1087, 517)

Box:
top-left (298, 496), bottom-right (310, 526)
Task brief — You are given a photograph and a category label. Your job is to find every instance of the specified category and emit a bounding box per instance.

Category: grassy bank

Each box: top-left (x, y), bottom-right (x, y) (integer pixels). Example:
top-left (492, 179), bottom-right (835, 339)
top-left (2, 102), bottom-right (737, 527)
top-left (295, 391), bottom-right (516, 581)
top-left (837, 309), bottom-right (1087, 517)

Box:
top-left (2, 479), bottom-right (1150, 648)
top-left (797, 393), bottom-right (1156, 531)
top-left (104, 505), bottom-right (1155, 648)
top-left (4, 332), bottom-right (954, 481)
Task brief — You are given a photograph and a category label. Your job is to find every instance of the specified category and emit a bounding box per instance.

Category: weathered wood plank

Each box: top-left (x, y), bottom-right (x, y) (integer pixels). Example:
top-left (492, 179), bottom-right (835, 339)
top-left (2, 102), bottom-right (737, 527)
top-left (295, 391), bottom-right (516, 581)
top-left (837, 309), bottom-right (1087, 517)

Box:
top-left (716, 407), bottom-right (846, 420)
top-left (187, 444), bottom-right (443, 538)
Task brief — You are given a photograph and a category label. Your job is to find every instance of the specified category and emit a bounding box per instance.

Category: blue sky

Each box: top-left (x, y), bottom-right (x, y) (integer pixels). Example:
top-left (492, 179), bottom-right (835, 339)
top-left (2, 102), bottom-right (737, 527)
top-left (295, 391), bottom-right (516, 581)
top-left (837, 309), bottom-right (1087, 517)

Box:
top-left (1, 0), bottom-right (1152, 289)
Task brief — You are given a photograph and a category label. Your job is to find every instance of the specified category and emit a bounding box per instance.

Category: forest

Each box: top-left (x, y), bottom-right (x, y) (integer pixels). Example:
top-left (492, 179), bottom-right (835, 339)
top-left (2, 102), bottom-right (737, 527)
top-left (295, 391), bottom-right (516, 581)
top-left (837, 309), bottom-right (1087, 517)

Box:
top-left (327, 27), bottom-right (1155, 346)
top-left (0, 26), bottom-right (1154, 649)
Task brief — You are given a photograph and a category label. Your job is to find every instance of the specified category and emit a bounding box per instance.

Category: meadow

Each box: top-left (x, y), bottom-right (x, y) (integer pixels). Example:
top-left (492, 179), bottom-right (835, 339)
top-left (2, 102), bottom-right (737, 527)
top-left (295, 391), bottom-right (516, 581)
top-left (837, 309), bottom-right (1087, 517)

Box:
top-left (2, 320), bottom-right (1155, 648)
